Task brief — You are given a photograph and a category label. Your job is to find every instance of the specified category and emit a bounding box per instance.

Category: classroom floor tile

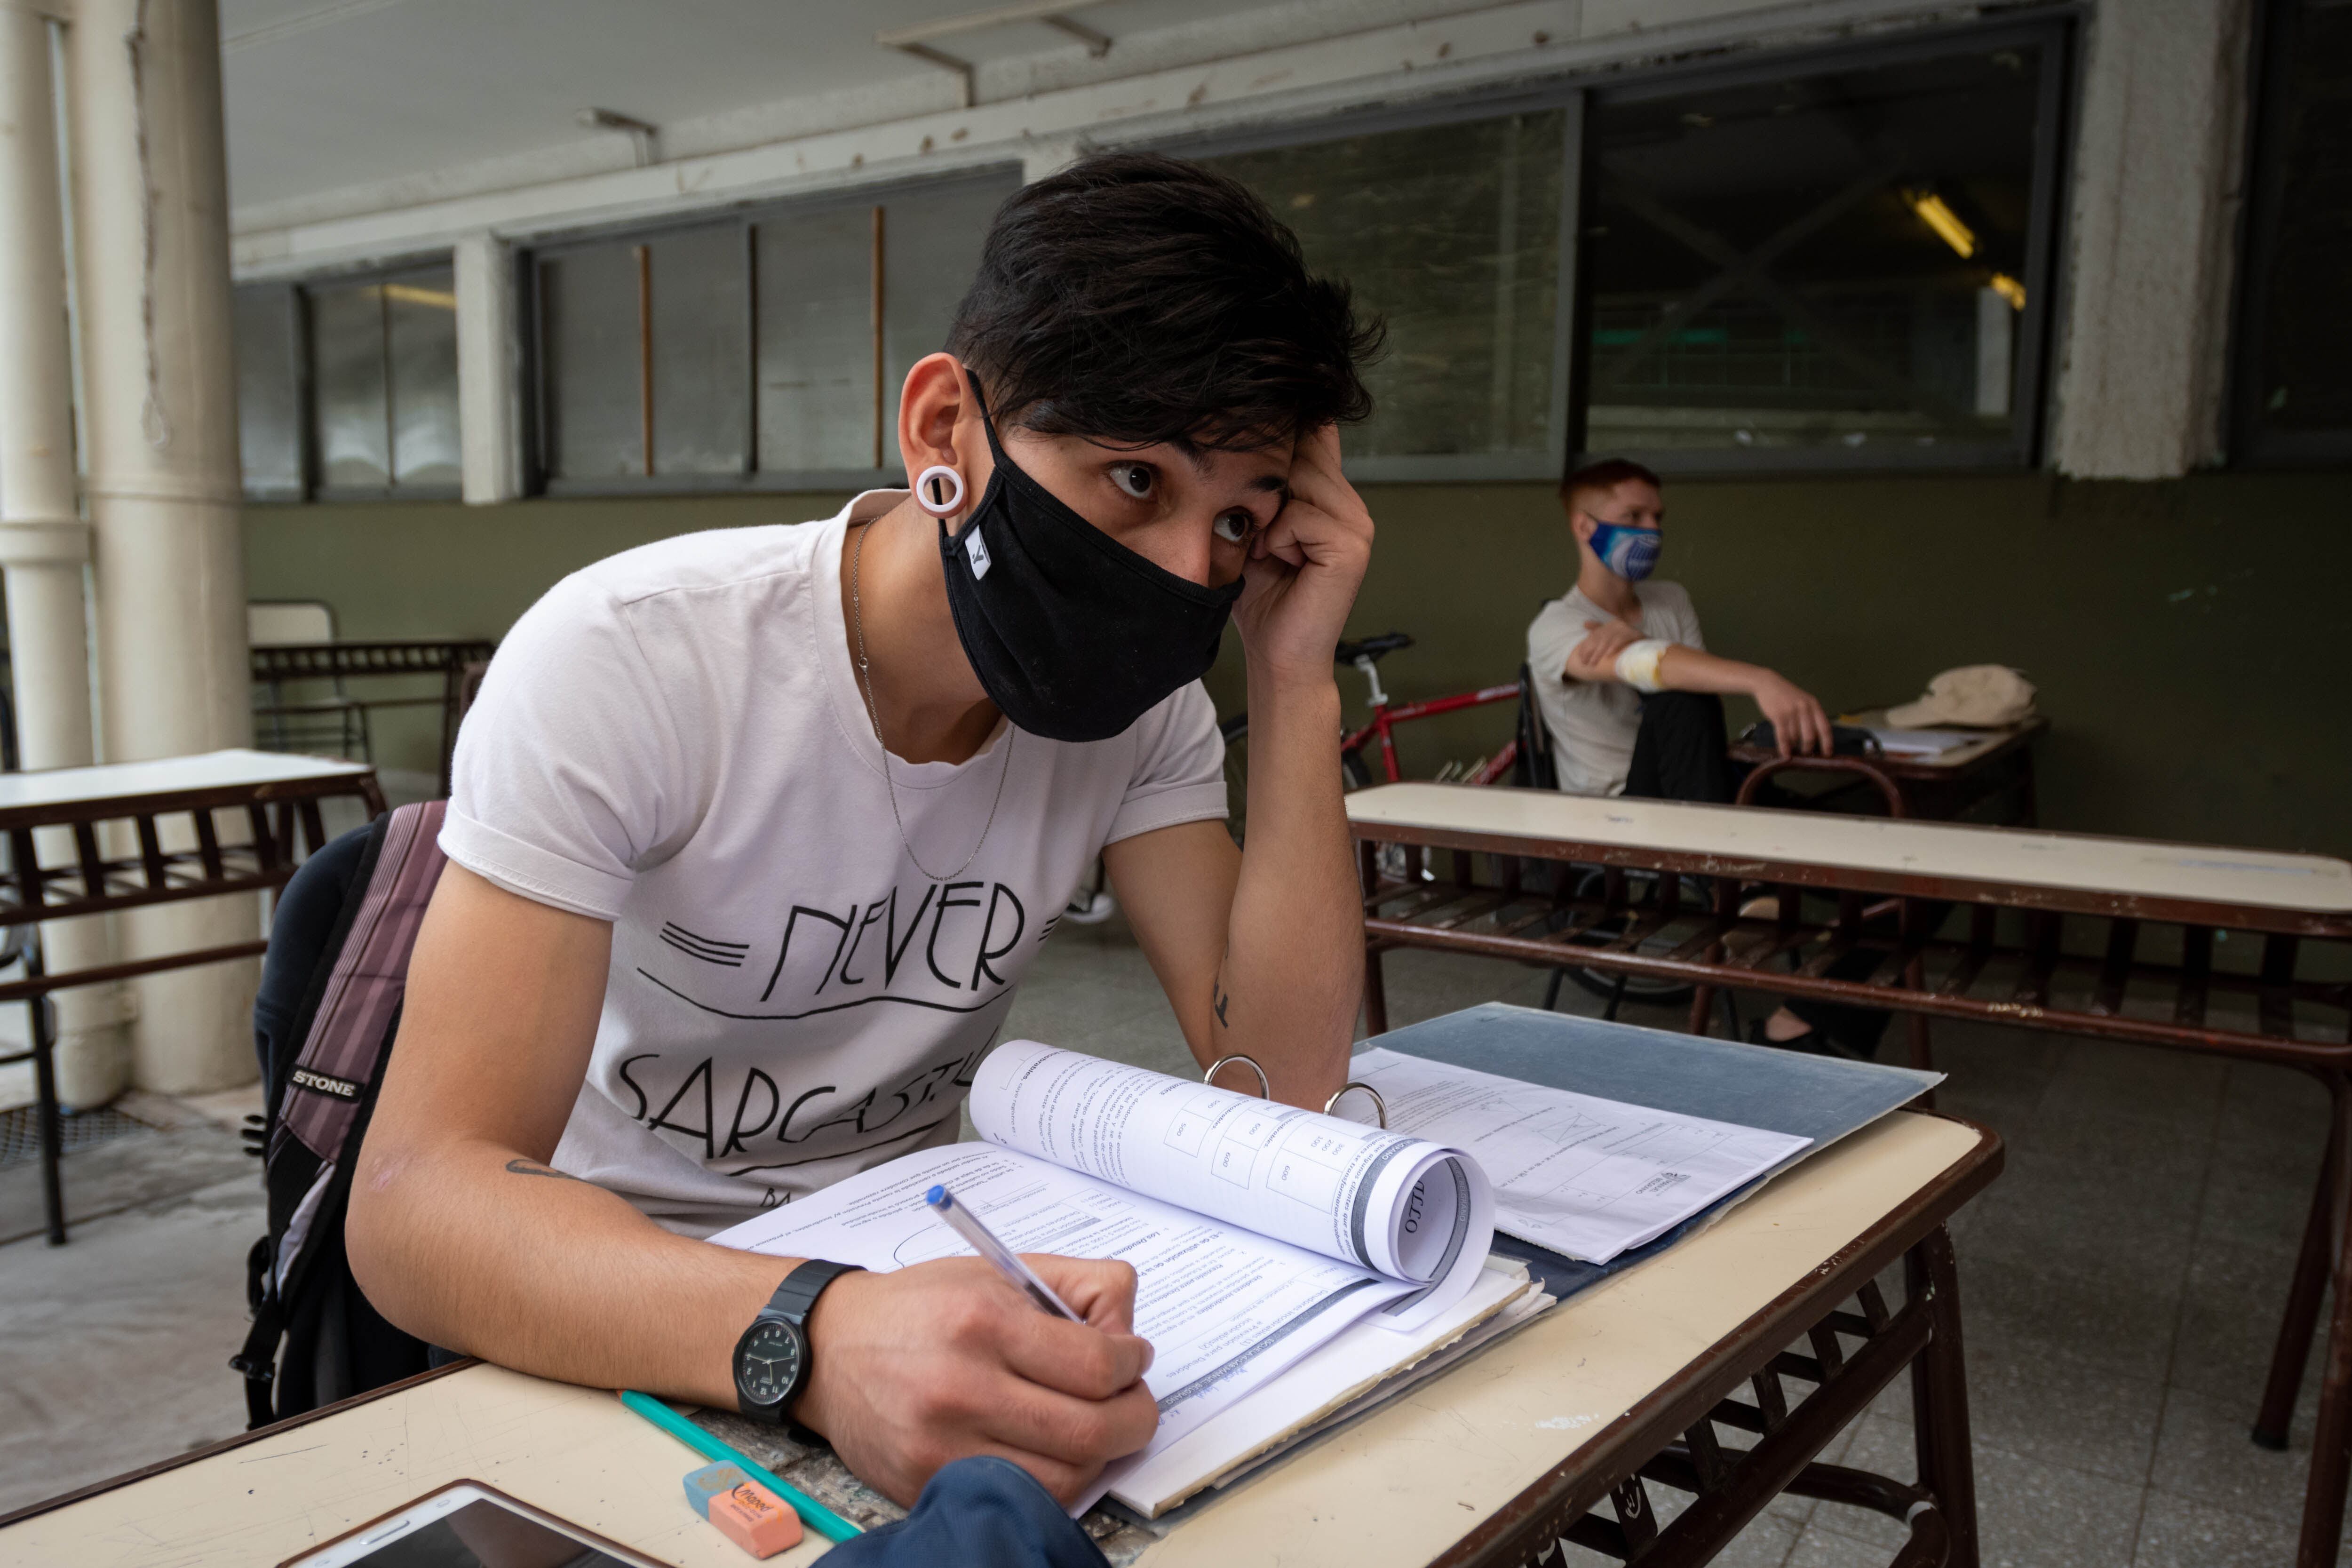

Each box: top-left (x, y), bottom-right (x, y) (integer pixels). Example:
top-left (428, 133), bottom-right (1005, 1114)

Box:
top-left (0, 920), bottom-right (2336, 1565)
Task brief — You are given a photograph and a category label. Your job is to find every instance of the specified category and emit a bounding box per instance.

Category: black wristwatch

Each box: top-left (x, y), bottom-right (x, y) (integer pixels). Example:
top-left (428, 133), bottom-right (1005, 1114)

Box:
top-left (734, 1259), bottom-right (863, 1427)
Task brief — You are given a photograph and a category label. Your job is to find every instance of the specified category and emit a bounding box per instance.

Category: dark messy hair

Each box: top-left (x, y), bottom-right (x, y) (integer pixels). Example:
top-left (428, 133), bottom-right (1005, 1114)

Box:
top-left (1560, 457), bottom-right (1662, 511)
top-left (945, 151), bottom-right (1382, 450)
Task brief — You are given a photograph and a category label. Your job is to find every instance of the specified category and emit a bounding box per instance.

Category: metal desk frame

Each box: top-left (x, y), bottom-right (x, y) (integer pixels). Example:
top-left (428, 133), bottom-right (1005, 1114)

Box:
top-left (0, 758), bottom-right (386, 1245)
top-left (1729, 716), bottom-right (2047, 827)
top-left (0, 1114), bottom-right (1998, 1568)
top-left (1460, 1116), bottom-right (1996, 1568)
top-left (250, 640), bottom-right (495, 796)
top-left (1351, 796), bottom-right (2352, 1567)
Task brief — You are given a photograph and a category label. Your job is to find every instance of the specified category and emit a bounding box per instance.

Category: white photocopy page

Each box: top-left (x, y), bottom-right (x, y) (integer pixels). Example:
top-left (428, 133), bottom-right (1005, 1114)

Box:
top-left (969, 1041), bottom-right (1494, 1330)
top-left (707, 1139), bottom-right (1413, 1501)
top-left (1346, 1048), bottom-right (1812, 1264)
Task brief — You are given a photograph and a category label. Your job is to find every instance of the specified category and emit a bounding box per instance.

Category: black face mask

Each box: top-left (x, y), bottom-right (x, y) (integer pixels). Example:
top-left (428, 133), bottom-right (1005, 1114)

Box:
top-left (938, 382), bottom-right (1245, 743)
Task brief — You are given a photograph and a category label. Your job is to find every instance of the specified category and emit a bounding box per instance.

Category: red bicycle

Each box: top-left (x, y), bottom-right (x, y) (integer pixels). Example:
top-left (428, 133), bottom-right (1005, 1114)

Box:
top-left (1220, 632), bottom-right (1704, 1012)
top-left (1219, 632), bottom-right (1525, 843)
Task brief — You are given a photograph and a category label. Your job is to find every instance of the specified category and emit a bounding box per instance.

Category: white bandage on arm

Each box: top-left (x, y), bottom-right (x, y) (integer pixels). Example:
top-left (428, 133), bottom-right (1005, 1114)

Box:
top-left (1613, 638), bottom-right (1673, 694)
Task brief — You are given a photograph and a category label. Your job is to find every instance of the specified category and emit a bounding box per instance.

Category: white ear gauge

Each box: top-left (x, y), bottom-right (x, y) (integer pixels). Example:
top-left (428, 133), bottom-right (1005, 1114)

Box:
top-left (914, 464), bottom-right (967, 517)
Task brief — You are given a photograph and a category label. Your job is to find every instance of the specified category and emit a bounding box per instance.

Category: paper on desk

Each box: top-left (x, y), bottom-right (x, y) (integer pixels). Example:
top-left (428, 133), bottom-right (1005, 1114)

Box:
top-left (1347, 1049), bottom-right (1811, 1265)
top-left (1861, 725), bottom-right (1975, 758)
top-left (707, 1140), bottom-right (1414, 1512)
top-left (972, 1041), bottom-right (1494, 1332)
top-left (1107, 1263), bottom-right (1542, 1517)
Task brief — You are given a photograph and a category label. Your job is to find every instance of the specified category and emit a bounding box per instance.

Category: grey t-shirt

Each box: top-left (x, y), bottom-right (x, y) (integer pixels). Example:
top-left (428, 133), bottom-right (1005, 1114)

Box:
top-left (1525, 581), bottom-right (1706, 797)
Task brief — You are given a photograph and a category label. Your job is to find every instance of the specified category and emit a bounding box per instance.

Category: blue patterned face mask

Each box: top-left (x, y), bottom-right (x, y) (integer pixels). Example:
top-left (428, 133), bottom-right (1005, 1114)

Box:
top-left (1586, 517), bottom-right (1662, 581)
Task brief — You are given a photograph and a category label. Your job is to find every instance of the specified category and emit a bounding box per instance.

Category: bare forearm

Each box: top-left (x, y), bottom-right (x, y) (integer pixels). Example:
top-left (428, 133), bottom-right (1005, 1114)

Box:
top-left (1220, 672), bottom-right (1358, 1105)
top-left (349, 1136), bottom-right (792, 1407)
top-left (1655, 645), bottom-right (1772, 697)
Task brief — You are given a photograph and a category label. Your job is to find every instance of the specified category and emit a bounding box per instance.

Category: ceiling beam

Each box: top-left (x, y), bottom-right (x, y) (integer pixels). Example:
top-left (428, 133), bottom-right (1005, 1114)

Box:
top-left (874, 0), bottom-right (1110, 50)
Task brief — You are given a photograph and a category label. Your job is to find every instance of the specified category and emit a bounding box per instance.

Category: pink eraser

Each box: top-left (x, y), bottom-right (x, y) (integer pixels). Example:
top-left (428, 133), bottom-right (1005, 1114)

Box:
top-left (709, 1480), bottom-right (804, 1558)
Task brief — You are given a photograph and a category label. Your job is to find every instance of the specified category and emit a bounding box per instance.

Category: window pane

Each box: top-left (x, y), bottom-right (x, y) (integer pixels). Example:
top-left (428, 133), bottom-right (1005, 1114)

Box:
top-left (883, 172), bottom-right (1020, 406)
top-left (234, 284), bottom-right (302, 499)
top-left (541, 244), bottom-right (644, 480)
top-left (1582, 44), bottom-right (2047, 460)
top-left (649, 224), bottom-right (750, 476)
top-left (1200, 111), bottom-right (1565, 459)
top-left (755, 204), bottom-right (878, 471)
top-left (2236, 0), bottom-right (2352, 460)
top-left (310, 282), bottom-right (388, 489)
top-left (385, 266), bottom-right (460, 489)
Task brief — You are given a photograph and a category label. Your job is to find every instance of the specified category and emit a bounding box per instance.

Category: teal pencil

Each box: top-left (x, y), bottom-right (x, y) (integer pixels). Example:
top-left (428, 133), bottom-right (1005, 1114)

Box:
top-left (616, 1388), bottom-right (862, 1543)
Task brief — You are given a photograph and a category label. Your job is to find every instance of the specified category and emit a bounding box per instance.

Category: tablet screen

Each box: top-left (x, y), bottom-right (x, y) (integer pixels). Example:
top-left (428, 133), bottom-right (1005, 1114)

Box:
top-left (283, 1483), bottom-right (662, 1568)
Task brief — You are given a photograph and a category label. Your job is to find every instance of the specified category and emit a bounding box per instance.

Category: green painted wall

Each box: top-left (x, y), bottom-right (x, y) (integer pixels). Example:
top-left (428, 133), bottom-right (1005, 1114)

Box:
top-left (244, 471), bottom-right (2352, 856)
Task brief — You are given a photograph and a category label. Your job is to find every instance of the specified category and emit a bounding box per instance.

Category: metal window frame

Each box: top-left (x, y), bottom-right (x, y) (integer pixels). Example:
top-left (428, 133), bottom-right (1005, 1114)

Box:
top-left (2225, 0), bottom-right (2352, 470)
top-left (235, 280), bottom-right (309, 504)
top-left (1135, 13), bottom-right (2075, 481)
top-left (522, 164), bottom-right (1023, 499)
top-left (1140, 86), bottom-right (1589, 486)
top-left (1566, 13), bottom-right (2079, 479)
top-left (299, 254), bottom-right (465, 504)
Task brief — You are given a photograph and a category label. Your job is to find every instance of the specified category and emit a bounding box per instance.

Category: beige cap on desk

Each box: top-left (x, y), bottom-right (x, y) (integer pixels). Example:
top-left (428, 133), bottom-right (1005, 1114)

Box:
top-left (1886, 664), bottom-right (2037, 728)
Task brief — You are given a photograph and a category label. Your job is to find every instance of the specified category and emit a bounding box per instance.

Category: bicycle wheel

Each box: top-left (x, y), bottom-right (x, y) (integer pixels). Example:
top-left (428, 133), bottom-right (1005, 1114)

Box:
top-left (1559, 868), bottom-right (1706, 1007)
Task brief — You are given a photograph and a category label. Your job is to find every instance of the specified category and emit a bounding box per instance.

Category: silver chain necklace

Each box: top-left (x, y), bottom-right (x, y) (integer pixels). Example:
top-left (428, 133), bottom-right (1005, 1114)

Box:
top-left (850, 517), bottom-right (1014, 882)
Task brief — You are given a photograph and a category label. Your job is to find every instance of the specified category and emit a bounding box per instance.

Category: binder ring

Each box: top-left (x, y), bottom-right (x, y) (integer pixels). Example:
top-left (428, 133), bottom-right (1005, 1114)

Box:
top-left (1203, 1057), bottom-right (1388, 1130)
top-left (1324, 1082), bottom-right (1389, 1129)
top-left (914, 463), bottom-right (967, 517)
top-left (1203, 1054), bottom-right (1271, 1098)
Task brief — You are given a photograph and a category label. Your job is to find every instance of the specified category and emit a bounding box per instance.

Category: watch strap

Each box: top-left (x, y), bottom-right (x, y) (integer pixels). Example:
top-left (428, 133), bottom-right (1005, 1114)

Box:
top-left (763, 1258), bottom-right (863, 1329)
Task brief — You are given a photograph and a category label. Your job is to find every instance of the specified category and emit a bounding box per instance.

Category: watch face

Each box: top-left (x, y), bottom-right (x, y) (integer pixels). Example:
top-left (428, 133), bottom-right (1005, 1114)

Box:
top-left (736, 1319), bottom-right (804, 1408)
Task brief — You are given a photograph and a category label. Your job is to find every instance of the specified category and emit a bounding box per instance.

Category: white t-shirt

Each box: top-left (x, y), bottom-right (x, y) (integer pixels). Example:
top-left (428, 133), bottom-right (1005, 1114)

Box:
top-left (1525, 581), bottom-right (1706, 797)
top-left (441, 492), bottom-right (1228, 1236)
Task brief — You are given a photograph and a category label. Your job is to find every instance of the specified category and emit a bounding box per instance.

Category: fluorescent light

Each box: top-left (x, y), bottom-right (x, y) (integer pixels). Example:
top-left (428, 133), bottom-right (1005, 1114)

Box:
top-left (1989, 272), bottom-right (2026, 310)
top-left (381, 283), bottom-right (455, 310)
top-left (1903, 189), bottom-right (1977, 258)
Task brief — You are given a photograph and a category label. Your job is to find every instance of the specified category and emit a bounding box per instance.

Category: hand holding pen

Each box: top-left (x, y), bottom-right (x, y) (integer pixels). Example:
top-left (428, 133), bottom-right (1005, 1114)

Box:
top-left (782, 1193), bottom-right (1159, 1509)
top-left (924, 1184), bottom-right (1086, 1321)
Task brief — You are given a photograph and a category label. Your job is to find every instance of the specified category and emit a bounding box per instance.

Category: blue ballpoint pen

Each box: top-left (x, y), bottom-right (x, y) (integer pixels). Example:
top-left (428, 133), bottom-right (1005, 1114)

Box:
top-left (923, 1184), bottom-right (1085, 1322)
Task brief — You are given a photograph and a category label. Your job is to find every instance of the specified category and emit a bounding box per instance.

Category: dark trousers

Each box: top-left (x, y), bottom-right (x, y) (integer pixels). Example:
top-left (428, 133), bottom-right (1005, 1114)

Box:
top-left (1619, 692), bottom-right (1889, 1053)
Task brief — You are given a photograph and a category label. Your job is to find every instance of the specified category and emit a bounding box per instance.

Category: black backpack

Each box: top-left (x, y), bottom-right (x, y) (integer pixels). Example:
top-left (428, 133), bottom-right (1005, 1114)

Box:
top-left (232, 800), bottom-right (450, 1428)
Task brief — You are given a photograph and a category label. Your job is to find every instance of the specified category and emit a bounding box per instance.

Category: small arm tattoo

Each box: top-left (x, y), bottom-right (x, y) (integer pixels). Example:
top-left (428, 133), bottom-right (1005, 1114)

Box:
top-left (505, 1158), bottom-right (581, 1183)
top-left (1212, 978), bottom-right (1232, 1028)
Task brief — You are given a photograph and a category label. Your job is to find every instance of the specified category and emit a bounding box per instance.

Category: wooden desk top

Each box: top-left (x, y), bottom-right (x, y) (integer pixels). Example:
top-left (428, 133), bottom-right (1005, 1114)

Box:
top-left (0, 749), bottom-right (374, 815)
top-left (0, 1114), bottom-right (1993, 1568)
top-left (1347, 782), bottom-right (2352, 920)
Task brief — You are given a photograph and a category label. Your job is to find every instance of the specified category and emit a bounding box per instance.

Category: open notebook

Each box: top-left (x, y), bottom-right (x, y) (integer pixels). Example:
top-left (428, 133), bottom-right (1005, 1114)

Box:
top-left (710, 1041), bottom-right (1512, 1515)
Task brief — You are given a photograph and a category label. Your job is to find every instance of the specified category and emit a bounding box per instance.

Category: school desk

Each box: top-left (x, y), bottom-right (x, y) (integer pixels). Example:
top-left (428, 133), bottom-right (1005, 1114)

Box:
top-left (1345, 780), bottom-right (2352, 1567)
top-left (1727, 711), bottom-right (2048, 826)
top-left (0, 1108), bottom-right (1997, 1568)
top-left (0, 748), bottom-right (385, 1244)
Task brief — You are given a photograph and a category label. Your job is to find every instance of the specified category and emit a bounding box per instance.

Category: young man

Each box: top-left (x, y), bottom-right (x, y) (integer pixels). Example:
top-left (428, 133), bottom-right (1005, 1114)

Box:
top-left (1526, 458), bottom-right (1830, 801)
top-left (346, 154), bottom-right (1382, 1510)
top-left (1525, 459), bottom-right (1868, 1053)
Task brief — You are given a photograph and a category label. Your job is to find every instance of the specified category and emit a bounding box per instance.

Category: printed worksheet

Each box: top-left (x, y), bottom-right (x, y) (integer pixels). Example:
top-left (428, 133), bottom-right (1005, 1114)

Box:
top-left (1346, 1047), bottom-right (1812, 1264)
top-left (709, 1139), bottom-right (1413, 1506)
top-left (970, 1041), bottom-right (1493, 1330)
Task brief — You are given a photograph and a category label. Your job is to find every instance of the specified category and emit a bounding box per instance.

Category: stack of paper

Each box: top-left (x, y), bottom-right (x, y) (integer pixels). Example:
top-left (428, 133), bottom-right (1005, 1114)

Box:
top-left (1862, 725), bottom-right (1977, 759)
top-left (711, 1042), bottom-right (1501, 1515)
top-left (1344, 1049), bottom-right (1812, 1264)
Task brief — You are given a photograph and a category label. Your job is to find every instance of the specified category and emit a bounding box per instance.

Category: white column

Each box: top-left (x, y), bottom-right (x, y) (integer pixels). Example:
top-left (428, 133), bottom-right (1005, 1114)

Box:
top-left (67, 0), bottom-right (256, 1094)
top-left (2050, 0), bottom-right (2255, 478)
top-left (0, 2), bottom-right (128, 1109)
top-left (455, 232), bottom-right (522, 505)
